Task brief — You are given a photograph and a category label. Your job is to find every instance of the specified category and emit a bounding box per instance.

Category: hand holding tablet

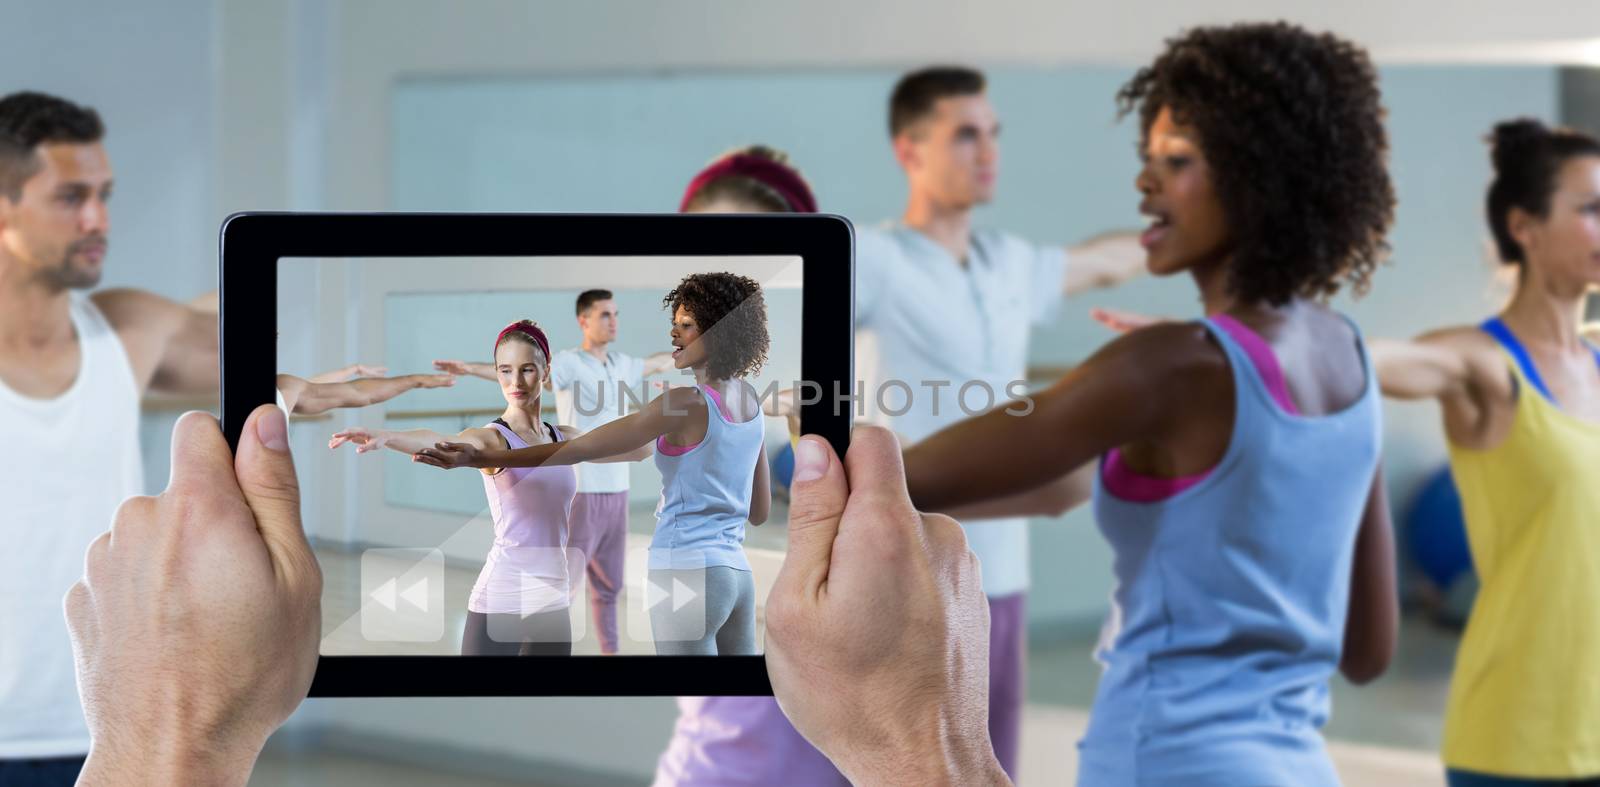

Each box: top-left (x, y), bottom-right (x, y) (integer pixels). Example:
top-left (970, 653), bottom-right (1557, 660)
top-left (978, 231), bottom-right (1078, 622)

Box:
top-left (64, 406), bottom-right (321, 784)
top-left (62, 414), bottom-right (1005, 785)
top-left (64, 201), bottom-right (1004, 775)
top-left (218, 212), bottom-right (852, 694)
top-left (765, 429), bottom-right (1007, 786)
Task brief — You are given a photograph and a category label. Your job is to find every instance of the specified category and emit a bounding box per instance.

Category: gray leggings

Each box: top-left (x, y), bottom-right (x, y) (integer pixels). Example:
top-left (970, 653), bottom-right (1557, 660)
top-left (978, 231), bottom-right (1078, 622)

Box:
top-left (649, 566), bottom-right (757, 655)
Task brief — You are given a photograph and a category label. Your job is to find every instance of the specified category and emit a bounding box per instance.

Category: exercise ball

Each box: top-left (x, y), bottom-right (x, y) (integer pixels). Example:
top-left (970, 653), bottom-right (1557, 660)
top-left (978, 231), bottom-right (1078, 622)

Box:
top-left (771, 441), bottom-right (795, 492)
top-left (1405, 466), bottom-right (1473, 591)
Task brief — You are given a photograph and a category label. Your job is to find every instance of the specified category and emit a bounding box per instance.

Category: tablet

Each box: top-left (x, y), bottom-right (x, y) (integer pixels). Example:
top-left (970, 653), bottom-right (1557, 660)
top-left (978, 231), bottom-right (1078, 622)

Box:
top-left (219, 212), bottom-right (853, 696)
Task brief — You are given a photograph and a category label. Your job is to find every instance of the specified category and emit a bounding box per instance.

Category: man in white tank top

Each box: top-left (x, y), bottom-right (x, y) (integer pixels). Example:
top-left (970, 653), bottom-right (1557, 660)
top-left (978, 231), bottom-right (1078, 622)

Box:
top-left (0, 91), bottom-right (221, 784)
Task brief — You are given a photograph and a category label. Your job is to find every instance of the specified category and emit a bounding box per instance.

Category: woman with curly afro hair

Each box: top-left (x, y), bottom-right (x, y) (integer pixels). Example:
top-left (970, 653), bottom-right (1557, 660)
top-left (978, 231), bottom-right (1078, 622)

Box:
top-left (1371, 119), bottom-right (1600, 786)
top-left (900, 22), bottom-right (1398, 785)
top-left (415, 271), bottom-right (774, 657)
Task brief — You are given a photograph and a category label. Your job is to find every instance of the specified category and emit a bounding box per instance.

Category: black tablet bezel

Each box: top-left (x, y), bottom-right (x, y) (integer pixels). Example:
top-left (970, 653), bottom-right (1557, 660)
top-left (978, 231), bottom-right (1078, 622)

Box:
top-left (219, 212), bottom-right (853, 697)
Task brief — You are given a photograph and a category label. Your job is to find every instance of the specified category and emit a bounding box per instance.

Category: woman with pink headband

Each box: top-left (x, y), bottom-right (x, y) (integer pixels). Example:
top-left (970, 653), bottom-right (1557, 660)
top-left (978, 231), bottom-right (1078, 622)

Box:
top-left (651, 146), bottom-right (849, 786)
top-left (679, 145), bottom-right (819, 214)
top-left (329, 320), bottom-right (648, 656)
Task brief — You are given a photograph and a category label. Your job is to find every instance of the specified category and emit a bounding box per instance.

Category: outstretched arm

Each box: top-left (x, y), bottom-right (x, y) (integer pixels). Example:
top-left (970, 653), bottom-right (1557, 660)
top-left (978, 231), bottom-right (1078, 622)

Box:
top-left (764, 388), bottom-right (801, 439)
top-left (552, 425), bottom-right (654, 464)
top-left (328, 426), bottom-right (496, 457)
top-left (1062, 230), bottom-right (1146, 296)
top-left (1373, 327), bottom-right (1519, 449)
top-left (1367, 334), bottom-right (1476, 401)
top-left (417, 390), bottom-right (685, 470)
top-left (1089, 307), bottom-right (1174, 335)
top-left (307, 363), bottom-right (389, 384)
top-left (932, 463), bottom-right (1096, 521)
top-left (93, 288), bottom-right (220, 397)
top-left (641, 352), bottom-right (676, 377)
top-left (433, 359), bottom-right (497, 382)
top-left (904, 323), bottom-right (1220, 513)
top-left (282, 373), bottom-right (455, 416)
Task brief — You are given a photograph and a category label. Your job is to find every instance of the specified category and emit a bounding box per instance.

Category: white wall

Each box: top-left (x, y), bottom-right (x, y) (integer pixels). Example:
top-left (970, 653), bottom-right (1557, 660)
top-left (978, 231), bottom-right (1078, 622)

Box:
top-left (2, 0), bottom-right (226, 493)
top-left (319, 0), bottom-right (1600, 214)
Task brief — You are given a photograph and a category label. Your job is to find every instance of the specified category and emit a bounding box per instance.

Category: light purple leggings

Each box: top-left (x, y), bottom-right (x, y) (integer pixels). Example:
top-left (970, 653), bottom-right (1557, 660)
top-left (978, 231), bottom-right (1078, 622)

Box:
top-left (652, 593), bottom-right (1027, 785)
top-left (567, 491), bottom-right (628, 654)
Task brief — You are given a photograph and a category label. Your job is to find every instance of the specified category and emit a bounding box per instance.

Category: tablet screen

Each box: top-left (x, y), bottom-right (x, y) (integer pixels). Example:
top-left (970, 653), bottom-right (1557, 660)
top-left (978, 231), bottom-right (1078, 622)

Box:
top-left (276, 255), bottom-right (806, 658)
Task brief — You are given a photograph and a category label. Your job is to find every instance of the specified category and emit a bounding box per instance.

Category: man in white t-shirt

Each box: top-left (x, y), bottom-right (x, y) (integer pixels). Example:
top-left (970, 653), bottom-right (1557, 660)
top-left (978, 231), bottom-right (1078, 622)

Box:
top-left (436, 289), bottom-right (672, 654)
top-left (0, 91), bottom-right (222, 786)
top-left (852, 66), bottom-right (1147, 780)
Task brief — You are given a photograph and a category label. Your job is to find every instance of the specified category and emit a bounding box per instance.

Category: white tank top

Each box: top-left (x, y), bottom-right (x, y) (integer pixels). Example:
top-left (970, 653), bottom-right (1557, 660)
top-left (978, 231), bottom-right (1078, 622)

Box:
top-left (0, 294), bottom-right (144, 757)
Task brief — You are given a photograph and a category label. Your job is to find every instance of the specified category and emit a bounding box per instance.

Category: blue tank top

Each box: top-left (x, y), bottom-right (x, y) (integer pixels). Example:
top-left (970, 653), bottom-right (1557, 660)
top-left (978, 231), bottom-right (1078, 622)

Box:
top-left (1079, 316), bottom-right (1382, 786)
top-left (650, 384), bottom-right (766, 571)
top-left (1480, 316), bottom-right (1600, 406)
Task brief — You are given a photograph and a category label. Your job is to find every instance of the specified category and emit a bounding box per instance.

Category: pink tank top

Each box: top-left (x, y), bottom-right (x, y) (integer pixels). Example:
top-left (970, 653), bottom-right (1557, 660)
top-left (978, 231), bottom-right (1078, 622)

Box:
top-left (467, 421), bottom-right (579, 615)
top-left (1101, 315), bottom-right (1302, 502)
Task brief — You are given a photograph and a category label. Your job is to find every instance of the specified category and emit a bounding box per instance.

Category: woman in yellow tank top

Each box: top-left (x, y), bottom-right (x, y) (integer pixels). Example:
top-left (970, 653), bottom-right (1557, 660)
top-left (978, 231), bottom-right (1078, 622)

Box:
top-left (1374, 119), bottom-right (1600, 785)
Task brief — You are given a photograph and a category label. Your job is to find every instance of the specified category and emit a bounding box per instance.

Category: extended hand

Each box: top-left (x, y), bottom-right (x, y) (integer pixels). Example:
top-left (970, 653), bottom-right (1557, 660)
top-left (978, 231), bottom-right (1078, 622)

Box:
top-left (432, 359), bottom-right (476, 376)
top-left (328, 427), bottom-right (387, 454)
top-left (1088, 306), bottom-right (1167, 334)
top-left (413, 441), bottom-right (483, 469)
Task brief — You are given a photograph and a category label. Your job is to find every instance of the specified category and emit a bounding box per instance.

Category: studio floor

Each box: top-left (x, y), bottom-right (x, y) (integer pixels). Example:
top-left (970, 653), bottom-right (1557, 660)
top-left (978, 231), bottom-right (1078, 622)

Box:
top-left (254, 623), bottom-right (1457, 786)
top-left (274, 502), bottom-right (1459, 785)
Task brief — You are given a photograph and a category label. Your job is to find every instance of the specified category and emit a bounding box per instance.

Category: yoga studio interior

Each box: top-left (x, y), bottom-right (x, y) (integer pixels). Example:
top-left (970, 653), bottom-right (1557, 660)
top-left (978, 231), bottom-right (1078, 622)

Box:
top-left (15, 1), bottom-right (1600, 784)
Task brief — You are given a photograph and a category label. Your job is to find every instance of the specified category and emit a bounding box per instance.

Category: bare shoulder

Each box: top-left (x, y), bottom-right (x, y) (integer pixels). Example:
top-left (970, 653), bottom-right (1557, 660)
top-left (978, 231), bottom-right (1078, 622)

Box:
top-left (90, 288), bottom-right (186, 333)
top-left (555, 424), bottom-right (582, 441)
top-left (1095, 321), bottom-right (1231, 383)
top-left (1415, 324), bottom-right (1496, 351)
top-left (1055, 321), bottom-right (1234, 420)
top-left (661, 385), bottom-right (709, 413)
top-left (274, 373), bottom-right (308, 399)
top-left (1414, 324), bottom-right (1506, 373)
top-left (1036, 321), bottom-right (1233, 440)
top-left (1417, 323), bottom-right (1517, 403)
top-left (458, 425), bottom-right (505, 448)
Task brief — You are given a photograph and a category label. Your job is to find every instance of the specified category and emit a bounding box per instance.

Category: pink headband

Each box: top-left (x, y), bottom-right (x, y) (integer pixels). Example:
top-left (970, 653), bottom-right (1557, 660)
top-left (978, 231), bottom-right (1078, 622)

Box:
top-left (679, 154), bottom-right (818, 214)
top-left (495, 321), bottom-right (550, 366)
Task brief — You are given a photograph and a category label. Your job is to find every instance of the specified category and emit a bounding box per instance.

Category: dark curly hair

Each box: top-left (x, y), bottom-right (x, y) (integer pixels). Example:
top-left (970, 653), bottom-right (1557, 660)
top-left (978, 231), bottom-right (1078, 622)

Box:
top-left (1485, 118), bottom-right (1600, 266)
top-left (1116, 22), bottom-right (1395, 306)
top-left (662, 272), bottom-right (770, 380)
